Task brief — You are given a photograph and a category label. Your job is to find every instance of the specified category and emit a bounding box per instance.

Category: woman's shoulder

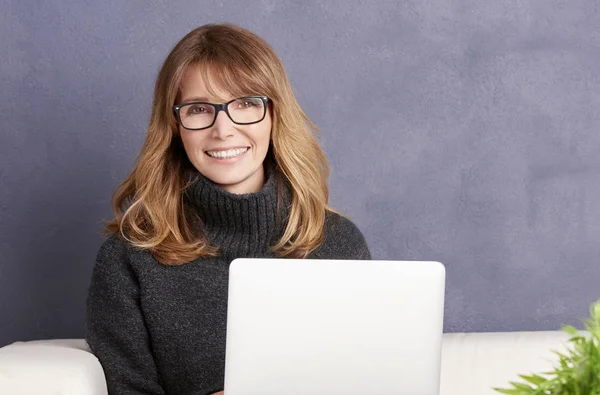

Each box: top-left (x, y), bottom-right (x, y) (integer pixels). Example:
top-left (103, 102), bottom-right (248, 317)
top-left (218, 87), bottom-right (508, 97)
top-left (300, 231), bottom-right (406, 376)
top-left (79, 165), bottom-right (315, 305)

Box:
top-left (96, 233), bottom-right (133, 260)
top-left (93, 233), bottom-right (143, 274)
top-left (323, 211), bottom-right (363, 234)
top-left (309, 211), bottom-right (371, 260)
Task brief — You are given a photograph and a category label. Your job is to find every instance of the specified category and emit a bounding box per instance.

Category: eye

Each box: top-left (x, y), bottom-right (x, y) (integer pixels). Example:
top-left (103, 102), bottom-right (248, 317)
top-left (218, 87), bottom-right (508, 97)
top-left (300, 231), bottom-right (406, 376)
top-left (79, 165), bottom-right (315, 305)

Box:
top-left (186, 104), bottom-right (212, 115)
top-left (237, 98), bottom-right (261, 109)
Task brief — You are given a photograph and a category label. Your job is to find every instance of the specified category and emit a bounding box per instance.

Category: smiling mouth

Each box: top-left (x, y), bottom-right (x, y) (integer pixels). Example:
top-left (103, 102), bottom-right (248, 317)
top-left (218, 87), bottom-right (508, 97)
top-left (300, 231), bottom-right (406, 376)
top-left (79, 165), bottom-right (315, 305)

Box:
top-left (205, 147), bottom-right (249, 159)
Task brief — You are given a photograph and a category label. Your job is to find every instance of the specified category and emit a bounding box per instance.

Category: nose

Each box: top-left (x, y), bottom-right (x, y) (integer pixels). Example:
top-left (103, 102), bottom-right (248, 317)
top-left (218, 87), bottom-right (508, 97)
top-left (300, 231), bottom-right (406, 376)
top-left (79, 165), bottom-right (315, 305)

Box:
top-left (211, 110), bottom-right (235, 140)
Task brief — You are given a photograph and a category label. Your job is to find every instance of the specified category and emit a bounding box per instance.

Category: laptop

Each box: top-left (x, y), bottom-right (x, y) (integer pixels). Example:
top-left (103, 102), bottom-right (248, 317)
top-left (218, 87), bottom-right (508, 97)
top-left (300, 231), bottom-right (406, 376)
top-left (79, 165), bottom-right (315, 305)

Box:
top-left (224, 259), bottom-right (446, 395)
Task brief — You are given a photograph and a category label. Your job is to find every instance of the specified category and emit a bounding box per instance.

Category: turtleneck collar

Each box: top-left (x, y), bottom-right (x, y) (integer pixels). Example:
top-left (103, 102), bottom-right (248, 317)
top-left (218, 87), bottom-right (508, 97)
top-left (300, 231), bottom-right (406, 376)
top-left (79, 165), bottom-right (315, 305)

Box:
top-left (186, 168), bottom-right (290, 260)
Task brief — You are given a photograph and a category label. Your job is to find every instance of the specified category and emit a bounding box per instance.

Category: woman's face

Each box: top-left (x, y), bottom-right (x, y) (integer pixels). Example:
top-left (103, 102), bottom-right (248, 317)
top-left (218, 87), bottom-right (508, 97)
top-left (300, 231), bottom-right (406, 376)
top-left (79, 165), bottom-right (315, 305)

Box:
top-left (177, 66), bottom-right (272, 194)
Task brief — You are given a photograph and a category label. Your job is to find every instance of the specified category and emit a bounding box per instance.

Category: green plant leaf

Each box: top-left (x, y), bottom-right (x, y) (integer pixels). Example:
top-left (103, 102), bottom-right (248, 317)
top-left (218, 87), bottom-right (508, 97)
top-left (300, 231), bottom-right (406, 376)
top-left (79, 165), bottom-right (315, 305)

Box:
top-left (563, 325), bottom-right (580, 336)
top-left (518, 373), bottom-right (547, 386)
top-left (552, 350), bottom-right (569, 360)
top-left (493, 387), bottom-right (531, 395)
top-left (509, 381), bottom-right (535, 391)
top-left (591, 301), bottom-right (600, 320)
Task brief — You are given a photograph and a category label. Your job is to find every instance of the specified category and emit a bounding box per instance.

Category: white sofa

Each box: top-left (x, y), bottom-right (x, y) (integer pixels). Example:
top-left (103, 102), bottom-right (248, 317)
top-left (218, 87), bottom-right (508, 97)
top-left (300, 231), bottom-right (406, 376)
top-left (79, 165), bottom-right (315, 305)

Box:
top-left (0, 331), bottom-right (571, 395)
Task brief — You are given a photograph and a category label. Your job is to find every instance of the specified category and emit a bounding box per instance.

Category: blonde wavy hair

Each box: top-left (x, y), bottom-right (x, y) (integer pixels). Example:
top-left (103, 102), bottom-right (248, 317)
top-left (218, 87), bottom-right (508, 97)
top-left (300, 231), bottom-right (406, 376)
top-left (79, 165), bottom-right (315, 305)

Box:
top-left (106, 23), bottom-right (333, 265)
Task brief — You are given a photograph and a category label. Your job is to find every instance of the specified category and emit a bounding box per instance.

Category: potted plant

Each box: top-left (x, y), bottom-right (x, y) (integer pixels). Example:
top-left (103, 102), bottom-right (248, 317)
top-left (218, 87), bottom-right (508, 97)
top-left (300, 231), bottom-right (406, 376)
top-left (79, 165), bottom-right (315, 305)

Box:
top-left (494, 300), bottom-right (600, 395)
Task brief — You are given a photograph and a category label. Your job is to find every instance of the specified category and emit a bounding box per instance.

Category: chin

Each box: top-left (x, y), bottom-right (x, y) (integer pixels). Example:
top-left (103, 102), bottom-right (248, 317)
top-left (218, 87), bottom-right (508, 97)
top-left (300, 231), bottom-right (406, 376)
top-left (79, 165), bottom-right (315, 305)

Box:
top-left (206, 172), bottom-right (250, 188)
top-left (203, 170), bottom-right (244, 184)
top-left (207, 167), bottom-right (264, 193)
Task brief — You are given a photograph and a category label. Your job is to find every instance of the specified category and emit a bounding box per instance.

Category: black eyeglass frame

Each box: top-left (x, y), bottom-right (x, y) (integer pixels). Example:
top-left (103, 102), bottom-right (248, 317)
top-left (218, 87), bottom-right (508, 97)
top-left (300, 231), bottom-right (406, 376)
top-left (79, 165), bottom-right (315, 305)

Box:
top-left (173, 96), bottom-right (270, 131)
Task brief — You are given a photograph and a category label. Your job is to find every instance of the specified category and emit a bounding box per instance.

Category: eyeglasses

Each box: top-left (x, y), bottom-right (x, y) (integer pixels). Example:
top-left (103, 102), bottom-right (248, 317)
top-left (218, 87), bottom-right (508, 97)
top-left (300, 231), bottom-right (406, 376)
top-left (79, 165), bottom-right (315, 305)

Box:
top-left (173, 96), bottom-right (269, 130)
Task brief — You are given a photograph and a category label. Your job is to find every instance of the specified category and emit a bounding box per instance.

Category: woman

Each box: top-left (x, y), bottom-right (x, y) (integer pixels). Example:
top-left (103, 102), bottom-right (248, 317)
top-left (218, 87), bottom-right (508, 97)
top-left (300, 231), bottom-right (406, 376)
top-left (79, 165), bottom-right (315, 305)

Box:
top-left (86, 23), bottom-right (370, 395)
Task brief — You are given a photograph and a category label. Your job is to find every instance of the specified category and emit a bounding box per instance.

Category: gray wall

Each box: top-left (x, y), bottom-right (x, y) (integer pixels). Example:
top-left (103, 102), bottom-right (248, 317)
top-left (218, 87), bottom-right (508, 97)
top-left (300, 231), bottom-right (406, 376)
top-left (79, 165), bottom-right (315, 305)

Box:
top-left (2, 0), bottom-right (599, 347)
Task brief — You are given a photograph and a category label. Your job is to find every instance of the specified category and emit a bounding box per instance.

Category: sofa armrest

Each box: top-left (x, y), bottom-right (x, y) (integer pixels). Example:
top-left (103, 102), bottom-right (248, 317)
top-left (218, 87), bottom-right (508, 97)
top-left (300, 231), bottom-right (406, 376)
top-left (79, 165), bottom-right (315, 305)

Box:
top-left (0, 339), bottom-right (108, 395)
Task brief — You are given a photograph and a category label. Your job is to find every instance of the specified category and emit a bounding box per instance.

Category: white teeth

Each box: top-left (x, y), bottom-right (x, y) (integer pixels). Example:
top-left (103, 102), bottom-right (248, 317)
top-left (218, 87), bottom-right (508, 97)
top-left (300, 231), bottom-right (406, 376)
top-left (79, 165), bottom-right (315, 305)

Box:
top-left (206, 148), bottom-right (248, 159)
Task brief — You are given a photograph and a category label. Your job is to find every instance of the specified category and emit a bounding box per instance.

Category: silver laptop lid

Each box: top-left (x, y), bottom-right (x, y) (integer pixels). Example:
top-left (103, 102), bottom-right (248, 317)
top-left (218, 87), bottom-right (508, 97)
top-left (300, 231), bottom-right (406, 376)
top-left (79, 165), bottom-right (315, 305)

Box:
top-left (224, 259), bottom-right (445, 395)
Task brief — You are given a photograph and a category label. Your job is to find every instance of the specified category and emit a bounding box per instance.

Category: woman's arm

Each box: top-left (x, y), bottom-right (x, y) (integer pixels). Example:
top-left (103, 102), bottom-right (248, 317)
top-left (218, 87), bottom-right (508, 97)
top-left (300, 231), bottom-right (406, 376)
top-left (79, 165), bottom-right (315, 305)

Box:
top-left (86, 236), bottom-right (166, 395)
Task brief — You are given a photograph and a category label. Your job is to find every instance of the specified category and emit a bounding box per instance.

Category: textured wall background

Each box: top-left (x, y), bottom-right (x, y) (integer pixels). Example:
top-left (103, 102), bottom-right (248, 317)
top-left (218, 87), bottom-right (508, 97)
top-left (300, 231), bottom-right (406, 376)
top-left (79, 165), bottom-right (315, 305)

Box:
top-left (2, 0), bottom-right (600, 347)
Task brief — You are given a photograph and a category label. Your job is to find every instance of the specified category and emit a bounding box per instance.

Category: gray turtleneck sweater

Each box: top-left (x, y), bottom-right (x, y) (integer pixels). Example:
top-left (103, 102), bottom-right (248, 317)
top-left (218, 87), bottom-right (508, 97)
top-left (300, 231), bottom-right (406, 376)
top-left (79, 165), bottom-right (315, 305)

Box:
top-left (86, 172), bottom-right (371, 395)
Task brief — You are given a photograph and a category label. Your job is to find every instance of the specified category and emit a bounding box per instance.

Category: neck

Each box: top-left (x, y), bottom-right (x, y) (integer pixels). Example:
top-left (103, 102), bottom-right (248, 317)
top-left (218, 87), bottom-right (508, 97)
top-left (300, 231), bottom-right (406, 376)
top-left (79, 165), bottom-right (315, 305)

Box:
top-left (187, 169), bottom-right (290, 260)
top-left (216, 166), bottom-right (266, 195)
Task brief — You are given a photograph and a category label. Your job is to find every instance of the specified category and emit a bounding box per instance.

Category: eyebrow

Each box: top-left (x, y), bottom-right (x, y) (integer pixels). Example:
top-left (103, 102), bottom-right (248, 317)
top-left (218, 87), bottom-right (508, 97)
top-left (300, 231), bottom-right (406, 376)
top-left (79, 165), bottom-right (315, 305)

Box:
top-left (180, 96), bottom-right (211, 103)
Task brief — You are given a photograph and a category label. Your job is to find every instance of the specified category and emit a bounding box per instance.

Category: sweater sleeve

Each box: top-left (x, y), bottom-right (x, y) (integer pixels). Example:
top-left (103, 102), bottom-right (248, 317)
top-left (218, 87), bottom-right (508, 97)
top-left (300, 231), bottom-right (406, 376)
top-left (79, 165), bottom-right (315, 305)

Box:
top-left (86, 235), bottom-right (166, 395)
top-left (308, 212), bottom-right (372, 260)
